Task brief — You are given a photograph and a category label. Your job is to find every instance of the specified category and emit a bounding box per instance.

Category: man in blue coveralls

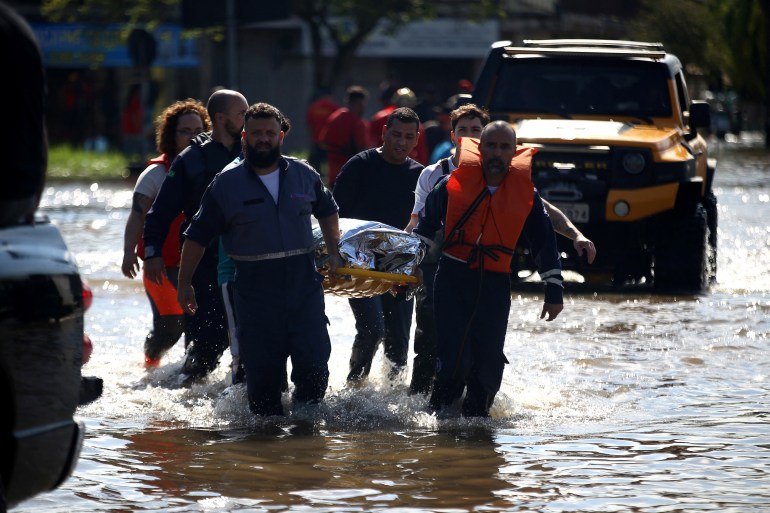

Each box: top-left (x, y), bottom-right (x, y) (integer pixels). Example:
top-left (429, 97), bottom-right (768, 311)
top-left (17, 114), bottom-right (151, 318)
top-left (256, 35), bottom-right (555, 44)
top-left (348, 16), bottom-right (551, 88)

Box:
top-left (176, 103), bottom-right (344, 416)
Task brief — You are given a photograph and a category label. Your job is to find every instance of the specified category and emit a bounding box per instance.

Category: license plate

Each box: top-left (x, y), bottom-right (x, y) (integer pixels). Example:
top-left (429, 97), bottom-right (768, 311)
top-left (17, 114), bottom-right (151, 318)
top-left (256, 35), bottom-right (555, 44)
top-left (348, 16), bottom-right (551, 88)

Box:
top-left (552, 202), bottom-right (589, 223)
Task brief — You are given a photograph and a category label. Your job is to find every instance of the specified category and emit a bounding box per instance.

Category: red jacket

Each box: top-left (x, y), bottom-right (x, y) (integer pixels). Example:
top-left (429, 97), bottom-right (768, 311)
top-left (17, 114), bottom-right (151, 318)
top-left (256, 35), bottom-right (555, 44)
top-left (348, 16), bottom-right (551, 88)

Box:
top-left (306, 97), bottom-right (339, 144)
top-left (320, 108), bottom-right (369, 186)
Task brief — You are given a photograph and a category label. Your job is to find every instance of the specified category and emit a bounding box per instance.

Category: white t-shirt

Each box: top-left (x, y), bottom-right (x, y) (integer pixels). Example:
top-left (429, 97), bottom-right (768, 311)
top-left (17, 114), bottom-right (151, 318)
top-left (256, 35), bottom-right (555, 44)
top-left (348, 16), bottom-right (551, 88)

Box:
top-left (258, 168), bottom-right (280, 204)
top-left (133, 162), bottom-right (167, 199)
top-left (412, 157), bottom-right (457, 216)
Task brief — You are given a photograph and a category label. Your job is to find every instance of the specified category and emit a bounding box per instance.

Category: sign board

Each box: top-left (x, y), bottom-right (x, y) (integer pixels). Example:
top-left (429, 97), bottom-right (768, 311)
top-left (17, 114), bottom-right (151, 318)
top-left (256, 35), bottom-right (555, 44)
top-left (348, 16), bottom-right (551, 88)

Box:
top-left (31, 23), bottom-right (200, 68)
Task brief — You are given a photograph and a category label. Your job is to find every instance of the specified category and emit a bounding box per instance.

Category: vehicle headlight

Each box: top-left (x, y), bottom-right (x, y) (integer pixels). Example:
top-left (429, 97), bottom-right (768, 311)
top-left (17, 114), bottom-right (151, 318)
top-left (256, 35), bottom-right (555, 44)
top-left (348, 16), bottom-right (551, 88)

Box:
top-left (613, 201), bottom-right (630, 217)
top-left (622, 152), bottom-right (646, 174)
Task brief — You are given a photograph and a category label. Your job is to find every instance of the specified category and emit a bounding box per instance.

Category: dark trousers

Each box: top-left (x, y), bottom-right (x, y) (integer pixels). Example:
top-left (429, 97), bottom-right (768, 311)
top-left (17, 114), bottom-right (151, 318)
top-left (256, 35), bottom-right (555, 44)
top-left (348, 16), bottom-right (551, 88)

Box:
top-left (347, 292), bottom-right (414, 383)
top-left (409, 261), bottom-right (437, 394)
top-left (235, 254), bottom-right (331, 416)
top-left (182, 249), bottom-right (229, 378)
top-left (428, 257), bottom-right (511, 417)
top-left (143, 265), bottom-right (184, 361)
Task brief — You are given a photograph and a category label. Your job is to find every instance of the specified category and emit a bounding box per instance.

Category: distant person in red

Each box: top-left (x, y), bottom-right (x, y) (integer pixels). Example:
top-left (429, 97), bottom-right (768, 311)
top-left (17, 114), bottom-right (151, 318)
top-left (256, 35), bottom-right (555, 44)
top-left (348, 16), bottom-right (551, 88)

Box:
top-left (305, 87), bottom-right (339, 177)
top-left (370, 87), bottom-right (428, 165)
top-left (121, 82), bottom-right (145, 161)
top-left (368, 83), bottom-right (399, 146)
top-left (319, 85), bottom-right (369, 187)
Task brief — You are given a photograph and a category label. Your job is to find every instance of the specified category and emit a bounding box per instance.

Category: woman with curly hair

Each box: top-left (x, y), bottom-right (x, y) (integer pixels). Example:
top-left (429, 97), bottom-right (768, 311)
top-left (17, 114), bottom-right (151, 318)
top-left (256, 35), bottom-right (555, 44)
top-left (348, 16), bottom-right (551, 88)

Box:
top-left (121, 98), bottom-right (210, 368)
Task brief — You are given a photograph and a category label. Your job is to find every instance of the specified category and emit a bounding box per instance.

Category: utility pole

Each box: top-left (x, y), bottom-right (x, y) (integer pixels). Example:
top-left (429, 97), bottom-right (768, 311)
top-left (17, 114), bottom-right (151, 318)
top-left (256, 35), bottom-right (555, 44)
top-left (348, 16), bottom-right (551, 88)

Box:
top-left (765, 0), bottom-right (770, 147)
top-left (226, 0), bottom-right (238, 89)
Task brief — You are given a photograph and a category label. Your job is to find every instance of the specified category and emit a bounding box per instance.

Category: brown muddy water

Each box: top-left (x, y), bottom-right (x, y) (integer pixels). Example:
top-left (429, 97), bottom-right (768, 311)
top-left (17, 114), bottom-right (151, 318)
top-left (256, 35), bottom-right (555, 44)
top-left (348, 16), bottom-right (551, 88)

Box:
top-left (16, 135), bottom-right (770, 512)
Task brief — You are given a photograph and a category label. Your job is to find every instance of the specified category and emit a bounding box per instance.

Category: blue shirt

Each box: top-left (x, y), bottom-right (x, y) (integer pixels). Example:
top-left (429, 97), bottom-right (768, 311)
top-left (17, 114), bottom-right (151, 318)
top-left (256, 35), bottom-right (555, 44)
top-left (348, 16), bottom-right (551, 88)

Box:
top-left (185, 156), bottom-right (338, 260)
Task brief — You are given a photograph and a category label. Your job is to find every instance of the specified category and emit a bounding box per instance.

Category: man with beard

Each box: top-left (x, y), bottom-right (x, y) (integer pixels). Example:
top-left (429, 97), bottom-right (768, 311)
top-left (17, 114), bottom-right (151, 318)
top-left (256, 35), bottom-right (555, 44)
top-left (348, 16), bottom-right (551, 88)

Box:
top-left (177, 103), bottom-right (344, 416)
top-left (143, 89), bottom-right (248, 385)
top-left (413, 121), bottom-right (564, 417)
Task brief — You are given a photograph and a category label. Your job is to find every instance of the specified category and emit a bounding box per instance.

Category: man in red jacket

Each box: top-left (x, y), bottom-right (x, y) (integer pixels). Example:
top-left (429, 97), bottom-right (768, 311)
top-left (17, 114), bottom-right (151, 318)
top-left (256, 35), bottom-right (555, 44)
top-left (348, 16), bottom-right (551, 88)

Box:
top-left (319, 85), bottom-right (369, 187)
top-left (305, 87), bottom-right (339, 176)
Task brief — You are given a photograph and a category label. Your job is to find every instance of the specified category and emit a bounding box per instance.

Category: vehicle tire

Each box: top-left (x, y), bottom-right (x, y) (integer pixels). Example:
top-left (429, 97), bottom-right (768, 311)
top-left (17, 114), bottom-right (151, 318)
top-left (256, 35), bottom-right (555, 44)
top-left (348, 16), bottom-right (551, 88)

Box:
top-left (703, 191), bottom-right (718, 284)
top-left (654, 203), bottom-right (708, 293)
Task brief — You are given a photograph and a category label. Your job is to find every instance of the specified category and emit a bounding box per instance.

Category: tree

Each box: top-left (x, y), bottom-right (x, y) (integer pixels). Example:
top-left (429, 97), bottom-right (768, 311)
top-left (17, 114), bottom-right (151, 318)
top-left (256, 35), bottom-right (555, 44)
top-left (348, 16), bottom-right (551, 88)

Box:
top-left (41, 0), bottom-right (180, 25)
top-left (630, 0), bottom-right (727, 85)
top-left (292, 0), bottom-right (501, 91)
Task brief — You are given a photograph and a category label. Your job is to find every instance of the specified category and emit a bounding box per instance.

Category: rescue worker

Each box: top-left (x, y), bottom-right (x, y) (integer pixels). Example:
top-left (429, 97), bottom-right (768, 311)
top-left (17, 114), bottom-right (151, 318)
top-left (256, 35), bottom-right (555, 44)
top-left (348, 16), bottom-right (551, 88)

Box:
top-left (143, 89), bottom-right (248, 385)
top-left (332, 107), bottom-right (423, 385)
top-left (405, 104), bottom-right (596, 395)
top-left (404, 103), bottom-right (488, 395)
top-left (177, 102), bottom-right (343, 416)
top-left (121, 99), bottom-right (210, 368)
top-left (413, 121), bottom-right (564, 417)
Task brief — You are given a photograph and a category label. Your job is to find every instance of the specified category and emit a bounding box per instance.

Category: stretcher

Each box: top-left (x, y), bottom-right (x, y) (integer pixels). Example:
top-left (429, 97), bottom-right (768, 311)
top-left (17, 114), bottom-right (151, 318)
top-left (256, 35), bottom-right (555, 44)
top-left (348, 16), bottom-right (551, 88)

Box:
top-left (314, 218), bottom-right (423, 298)
top-left (322, 267), bottom-right (419, 298)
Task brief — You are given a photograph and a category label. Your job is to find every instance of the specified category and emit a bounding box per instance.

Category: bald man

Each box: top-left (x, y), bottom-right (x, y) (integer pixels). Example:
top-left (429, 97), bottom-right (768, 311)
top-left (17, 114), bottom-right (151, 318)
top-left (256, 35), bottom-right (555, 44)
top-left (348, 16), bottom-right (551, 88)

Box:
top-left (413, 121), bottom-right (564, 417)
top-left (143, 89), bottom-right (248, 385)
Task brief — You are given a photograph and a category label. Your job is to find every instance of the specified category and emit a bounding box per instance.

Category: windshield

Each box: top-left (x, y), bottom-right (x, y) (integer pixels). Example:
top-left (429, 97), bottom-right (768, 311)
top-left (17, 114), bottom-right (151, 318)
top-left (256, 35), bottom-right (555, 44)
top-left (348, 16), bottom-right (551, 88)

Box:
top-left (490, 57), bottom-right (672, 119)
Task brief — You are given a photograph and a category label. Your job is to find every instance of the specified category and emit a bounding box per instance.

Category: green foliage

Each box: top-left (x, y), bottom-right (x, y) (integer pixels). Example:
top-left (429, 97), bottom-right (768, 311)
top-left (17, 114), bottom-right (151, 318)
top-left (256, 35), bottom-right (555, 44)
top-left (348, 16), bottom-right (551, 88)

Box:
top-left (47, 144), bottom-right (130, 182)
top-left (293, 0), bottom-right (501, 88)
top-left (716, 0), bottom-right (766, 101)
top-left (631, 0), bottom-right (726, 78)
top-left (42, 0), bottom-right (181, 24)
top-left (631, 0), bottom-right (766, 102)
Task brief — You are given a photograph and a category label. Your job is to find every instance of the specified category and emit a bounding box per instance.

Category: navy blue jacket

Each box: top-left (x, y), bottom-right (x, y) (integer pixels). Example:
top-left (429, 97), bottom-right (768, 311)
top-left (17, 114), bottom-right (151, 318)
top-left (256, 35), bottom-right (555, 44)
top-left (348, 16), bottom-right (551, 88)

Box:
top-left (184, 156), bottom-right (338, 259)
top-left (143, 132), bottom-right (240, 258)
top-left (414, 176), bottom-right (564, 304)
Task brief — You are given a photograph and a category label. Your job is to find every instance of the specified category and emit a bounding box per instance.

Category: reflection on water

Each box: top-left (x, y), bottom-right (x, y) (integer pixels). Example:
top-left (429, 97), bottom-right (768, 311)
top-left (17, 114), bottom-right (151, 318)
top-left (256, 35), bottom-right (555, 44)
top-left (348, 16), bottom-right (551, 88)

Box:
top-left (18, 136), bottom-right (770, 511)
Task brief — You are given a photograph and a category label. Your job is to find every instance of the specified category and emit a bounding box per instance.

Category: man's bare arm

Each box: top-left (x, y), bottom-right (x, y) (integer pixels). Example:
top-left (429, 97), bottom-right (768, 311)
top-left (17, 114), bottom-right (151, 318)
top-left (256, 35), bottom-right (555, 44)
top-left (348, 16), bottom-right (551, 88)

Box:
top-left (542, 199), bottom-right (597, 264)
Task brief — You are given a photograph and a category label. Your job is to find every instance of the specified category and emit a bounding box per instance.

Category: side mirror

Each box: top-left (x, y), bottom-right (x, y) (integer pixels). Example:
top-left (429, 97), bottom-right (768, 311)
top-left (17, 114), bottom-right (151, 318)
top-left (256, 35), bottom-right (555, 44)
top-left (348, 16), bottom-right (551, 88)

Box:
top-left (689, 100), bottom-right (711, 129)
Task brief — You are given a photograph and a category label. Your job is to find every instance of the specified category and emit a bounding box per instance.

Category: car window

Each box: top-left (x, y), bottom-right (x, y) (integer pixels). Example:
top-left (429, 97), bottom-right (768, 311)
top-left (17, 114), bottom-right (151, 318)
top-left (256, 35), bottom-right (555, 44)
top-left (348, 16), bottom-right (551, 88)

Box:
top-left (491, 57), bottom-right (672, 118)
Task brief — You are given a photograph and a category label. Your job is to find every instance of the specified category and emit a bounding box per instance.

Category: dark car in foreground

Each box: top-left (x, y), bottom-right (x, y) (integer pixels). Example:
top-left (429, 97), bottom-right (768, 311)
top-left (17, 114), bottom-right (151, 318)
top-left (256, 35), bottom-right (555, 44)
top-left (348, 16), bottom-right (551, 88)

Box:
top-left (0, 214), bottom-right (101, 510)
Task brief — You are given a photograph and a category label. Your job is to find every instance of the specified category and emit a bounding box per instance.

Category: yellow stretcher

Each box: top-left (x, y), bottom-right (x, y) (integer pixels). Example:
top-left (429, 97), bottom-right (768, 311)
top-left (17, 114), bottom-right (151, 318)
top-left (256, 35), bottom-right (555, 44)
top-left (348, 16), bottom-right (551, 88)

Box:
top-left (322, 267), bottom-right (419, 298)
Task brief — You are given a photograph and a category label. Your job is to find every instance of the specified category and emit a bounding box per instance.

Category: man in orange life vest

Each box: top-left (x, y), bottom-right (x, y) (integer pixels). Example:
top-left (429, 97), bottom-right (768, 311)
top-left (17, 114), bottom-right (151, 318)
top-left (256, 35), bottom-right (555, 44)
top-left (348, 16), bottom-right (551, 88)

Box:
top-left (413, 121), bottom-right (564, 417)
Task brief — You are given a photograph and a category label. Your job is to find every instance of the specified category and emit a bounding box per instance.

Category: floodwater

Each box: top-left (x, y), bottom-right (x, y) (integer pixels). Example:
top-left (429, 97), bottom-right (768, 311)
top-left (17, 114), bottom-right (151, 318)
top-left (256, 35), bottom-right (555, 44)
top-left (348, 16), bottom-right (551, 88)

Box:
top-left (17, 134), bottom-right (770, 512)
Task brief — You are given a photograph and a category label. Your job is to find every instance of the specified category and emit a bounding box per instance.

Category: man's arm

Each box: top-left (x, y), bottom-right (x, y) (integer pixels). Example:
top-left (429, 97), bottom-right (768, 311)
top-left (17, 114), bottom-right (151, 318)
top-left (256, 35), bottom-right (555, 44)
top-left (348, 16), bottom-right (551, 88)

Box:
top-left (143, 159), bottom-right (188, 284)
top-left (542, 199), bottom-right (596, 264)
top-left (412, 177), bottom-right (448, 246)
top-left (406, 163), bottom-right (441, 232)
top-left (331, 155), bottom-right (362, 217)
top-left (318, 213), bottom-right (344, 275)
top-left (521, 192), bottom-right (564, 321)
top-left (121, 192), bottom-right (153, 279)
top-left (176, 239), bottom-right (206, 315)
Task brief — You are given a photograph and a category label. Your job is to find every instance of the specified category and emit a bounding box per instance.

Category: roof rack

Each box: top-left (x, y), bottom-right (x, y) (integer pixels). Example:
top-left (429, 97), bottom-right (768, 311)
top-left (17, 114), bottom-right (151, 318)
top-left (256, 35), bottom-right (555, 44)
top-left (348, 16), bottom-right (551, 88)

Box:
top-left (506, 40), bottom-right (666, 60)
top-left (521, 39), bottom-right (665, 51)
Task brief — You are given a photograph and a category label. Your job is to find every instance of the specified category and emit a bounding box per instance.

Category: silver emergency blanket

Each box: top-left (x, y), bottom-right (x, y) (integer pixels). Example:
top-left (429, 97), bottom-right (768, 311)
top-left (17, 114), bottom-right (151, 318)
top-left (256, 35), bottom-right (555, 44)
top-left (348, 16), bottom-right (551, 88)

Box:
top-left (313, 218), bottom-right (424, 276)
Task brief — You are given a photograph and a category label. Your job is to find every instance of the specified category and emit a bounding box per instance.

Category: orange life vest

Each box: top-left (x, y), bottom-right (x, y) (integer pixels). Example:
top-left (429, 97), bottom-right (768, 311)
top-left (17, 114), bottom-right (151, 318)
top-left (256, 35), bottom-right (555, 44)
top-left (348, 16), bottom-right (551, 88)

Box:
top-left (442, 138), bottom-right (536, 273)
top-left (136, 154), bottom-right (186, 268)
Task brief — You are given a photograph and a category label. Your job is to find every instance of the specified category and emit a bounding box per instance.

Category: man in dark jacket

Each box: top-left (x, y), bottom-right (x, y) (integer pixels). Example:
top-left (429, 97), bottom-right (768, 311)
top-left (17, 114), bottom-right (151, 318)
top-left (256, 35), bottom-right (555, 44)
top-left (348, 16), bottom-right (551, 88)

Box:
top-left (143, 89), bottom-right (248, 384)
top-left (332, 107), bottom-right (423, 385)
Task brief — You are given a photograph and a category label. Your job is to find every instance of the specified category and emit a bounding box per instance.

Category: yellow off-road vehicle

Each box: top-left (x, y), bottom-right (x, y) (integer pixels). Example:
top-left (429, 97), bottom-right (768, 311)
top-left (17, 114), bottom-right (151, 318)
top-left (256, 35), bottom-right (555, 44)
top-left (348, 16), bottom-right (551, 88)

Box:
top-left (471, 39), bottom-right (717, 292)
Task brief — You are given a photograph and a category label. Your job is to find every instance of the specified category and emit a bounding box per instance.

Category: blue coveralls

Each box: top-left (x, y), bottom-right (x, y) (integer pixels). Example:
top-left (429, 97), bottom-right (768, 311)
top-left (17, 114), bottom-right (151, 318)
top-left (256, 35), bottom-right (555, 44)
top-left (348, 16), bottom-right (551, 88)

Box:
top-left (414, 178), bottom-right (563, 417)
top-left (144, 133), bottom-right (239, 380)
top-left (185, 156), bottom-right (338, 416)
